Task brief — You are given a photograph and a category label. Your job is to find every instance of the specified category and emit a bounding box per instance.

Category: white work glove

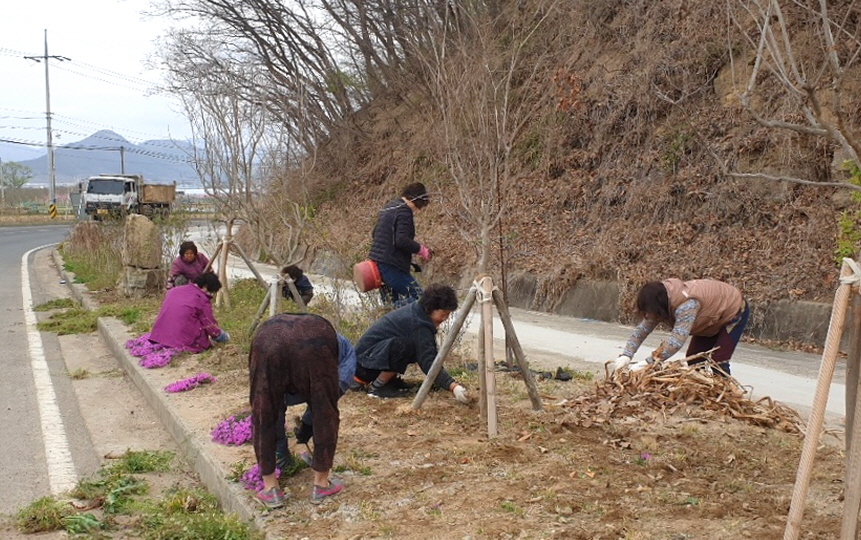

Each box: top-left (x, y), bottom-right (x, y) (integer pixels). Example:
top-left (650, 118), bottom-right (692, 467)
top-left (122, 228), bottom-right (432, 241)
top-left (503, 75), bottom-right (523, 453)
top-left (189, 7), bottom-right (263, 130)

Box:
top-left (628, 360), bottom-right (651, 371)
top-left (613, 355), bottom-right (632, 371)
top-left (453, 384), bottom-right (469, 403)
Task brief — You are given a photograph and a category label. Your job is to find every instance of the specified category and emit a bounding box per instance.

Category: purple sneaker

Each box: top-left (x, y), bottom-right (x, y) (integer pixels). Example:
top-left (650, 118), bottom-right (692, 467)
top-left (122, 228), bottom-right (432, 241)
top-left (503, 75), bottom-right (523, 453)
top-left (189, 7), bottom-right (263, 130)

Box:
top-left (310, 478), bottom-right (343, 504)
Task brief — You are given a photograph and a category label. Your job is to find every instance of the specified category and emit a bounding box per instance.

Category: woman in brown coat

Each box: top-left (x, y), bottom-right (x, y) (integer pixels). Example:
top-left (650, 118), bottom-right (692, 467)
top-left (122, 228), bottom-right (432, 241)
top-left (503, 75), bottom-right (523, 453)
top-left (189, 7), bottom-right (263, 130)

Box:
top-left (249, 313), bottom-right (343, 508)
top-left (614, 278), bottom-right (750, 375)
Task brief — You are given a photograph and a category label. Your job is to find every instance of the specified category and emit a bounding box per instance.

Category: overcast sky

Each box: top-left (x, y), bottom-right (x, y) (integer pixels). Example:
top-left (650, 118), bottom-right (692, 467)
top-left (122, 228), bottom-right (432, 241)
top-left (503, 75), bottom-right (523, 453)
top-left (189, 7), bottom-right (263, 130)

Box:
top-left (1, 0), bottom-right (192, 159)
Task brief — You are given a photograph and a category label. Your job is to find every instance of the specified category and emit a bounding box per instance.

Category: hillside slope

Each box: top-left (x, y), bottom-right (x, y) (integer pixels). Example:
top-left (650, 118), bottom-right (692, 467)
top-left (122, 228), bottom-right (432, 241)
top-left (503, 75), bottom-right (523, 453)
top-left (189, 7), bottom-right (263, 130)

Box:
top-left (299, 1), bottom-right (851, 329)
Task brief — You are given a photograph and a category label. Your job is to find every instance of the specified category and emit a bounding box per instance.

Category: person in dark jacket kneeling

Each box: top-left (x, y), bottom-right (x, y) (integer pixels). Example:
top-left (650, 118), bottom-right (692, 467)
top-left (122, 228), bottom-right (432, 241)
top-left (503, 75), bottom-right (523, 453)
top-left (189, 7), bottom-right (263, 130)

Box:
top-left (353, 283), bottom-right (470, 402)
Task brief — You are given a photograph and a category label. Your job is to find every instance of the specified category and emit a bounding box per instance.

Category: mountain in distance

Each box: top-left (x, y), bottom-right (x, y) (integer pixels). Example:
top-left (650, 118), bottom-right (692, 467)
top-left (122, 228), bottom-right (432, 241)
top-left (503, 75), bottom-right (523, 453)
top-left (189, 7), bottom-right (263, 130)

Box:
top-left (12, 129), bottom-right (201, 186)
top-left (0, 141), bottom-right (44, 163)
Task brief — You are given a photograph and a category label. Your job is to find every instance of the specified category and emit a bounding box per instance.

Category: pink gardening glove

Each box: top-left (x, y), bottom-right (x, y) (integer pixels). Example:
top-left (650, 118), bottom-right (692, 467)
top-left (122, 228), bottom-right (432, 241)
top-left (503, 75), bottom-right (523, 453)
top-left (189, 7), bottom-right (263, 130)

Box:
top-left (417, 244), bottom-right (431, 262)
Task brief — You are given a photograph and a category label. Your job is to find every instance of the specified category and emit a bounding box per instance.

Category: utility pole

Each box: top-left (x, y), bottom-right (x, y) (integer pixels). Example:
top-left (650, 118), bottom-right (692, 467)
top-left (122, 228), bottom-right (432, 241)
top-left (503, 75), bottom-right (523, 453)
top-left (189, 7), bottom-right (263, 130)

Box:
top-left (24, 30), bottom-right (69, 210)
top-left (120, 145), bottom-right (125, 173)
top-left (0, 157), bottom-right (5, 207)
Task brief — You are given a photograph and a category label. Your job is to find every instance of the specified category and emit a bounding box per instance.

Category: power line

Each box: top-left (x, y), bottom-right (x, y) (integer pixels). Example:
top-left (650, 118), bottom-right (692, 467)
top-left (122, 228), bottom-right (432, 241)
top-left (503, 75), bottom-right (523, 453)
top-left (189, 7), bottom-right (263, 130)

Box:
top-left (51, 114), bottom-right (191, 144)
top-left (0, 105), bottom-right (192, 146)
top-left (0, 138), bottom-right (195, 164)
top-left (71, 59), bottom-right (156, 87)
top-left (52, 62), bottom-right (152, 93)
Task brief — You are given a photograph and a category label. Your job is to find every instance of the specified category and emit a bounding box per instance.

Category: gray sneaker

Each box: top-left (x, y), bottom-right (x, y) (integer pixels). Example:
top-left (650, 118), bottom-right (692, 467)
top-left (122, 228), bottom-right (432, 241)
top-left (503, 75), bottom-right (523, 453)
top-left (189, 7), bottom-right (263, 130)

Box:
top-left (310, 478), bottom-right (343, 504)
top-left (256, 487), bottom-right (287, 509)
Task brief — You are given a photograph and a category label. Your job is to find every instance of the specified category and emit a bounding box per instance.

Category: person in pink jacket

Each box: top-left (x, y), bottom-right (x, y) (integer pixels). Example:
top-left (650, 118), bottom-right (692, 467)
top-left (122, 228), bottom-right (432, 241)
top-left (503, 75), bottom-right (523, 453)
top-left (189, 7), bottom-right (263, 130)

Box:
top-left (150, 272), bottom-right (229, 353)
top-left (167, 241), bottom-right (210, 289)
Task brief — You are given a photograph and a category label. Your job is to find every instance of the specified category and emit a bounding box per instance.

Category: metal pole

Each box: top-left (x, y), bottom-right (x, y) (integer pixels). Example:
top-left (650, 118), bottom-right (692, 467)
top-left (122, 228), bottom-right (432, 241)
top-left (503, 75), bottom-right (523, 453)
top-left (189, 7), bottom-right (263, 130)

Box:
top-left (43, 30), bottom-right (56, 204)
top-left (0, 156), bottom-right (5, 207)
top-left (24, 30), bottom-right (68, 205)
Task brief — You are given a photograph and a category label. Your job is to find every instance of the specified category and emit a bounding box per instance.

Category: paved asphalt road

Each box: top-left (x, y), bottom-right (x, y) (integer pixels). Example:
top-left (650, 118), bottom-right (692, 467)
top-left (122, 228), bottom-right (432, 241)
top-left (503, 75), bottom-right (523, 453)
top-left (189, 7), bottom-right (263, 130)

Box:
top-left (0, 224), bottom-right (98, 515)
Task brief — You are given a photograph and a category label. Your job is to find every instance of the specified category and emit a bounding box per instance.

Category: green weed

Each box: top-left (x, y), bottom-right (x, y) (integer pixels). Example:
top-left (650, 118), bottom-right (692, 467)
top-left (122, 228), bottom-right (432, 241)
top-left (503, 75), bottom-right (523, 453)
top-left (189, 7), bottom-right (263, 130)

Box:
top-left (62, 512), bottom-right (103, 534)
top-left (107, 449), bottom-right (174, 474)
top-left (98, 304), bottom-right (143, 326)
top-left (36, 301), bottom-right (154, 335)
top-left (336, 449), bottom-right (373, 476)
top-left (835, 160), bottom-right (861, 265)
top-left (33, 298), bottom-right (76, 311)
top-left (159, 486), bottom-right (220, 515)
top-left (227, 460), bottom-right (251, 482)
top-left (499, 500), bottom-right (524, 515)
top-left (36, 308), bottom-right (98, 334)
top-left (15, 496), bottom-right (75, 533)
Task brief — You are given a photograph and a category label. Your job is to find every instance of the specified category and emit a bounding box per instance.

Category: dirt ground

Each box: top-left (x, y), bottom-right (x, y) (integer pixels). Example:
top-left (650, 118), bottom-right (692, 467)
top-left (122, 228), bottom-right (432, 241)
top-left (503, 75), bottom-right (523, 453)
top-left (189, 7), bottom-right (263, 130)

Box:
top-left (155, 344), bottom-right (848, 540)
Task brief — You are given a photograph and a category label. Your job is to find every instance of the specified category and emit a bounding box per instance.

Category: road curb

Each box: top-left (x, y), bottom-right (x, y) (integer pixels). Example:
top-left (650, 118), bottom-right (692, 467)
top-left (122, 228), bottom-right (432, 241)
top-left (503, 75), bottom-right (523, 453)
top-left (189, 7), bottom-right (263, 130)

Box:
top-left (52, 248), bottom-right (279, 539)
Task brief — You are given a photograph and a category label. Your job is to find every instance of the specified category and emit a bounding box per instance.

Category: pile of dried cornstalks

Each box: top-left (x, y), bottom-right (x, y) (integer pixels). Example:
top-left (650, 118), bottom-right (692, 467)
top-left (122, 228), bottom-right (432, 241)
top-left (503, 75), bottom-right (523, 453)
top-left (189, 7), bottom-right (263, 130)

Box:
top-left (559, 357), bottom-right (805, 434)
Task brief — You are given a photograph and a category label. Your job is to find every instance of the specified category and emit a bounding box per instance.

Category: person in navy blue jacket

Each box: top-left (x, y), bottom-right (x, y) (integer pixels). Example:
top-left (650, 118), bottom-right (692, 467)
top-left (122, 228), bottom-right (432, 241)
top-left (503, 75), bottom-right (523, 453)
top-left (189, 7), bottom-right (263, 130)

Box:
top-left (353, 283), bottom-right (470, 402)
top-left (367, 182), bottom-right (432, 307)
top-left (281, 265), bottom-right (314, 306)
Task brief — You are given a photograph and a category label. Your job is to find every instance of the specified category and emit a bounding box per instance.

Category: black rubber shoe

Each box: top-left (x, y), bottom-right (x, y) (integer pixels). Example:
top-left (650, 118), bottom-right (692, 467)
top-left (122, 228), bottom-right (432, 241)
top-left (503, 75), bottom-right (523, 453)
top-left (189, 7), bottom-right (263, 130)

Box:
top-left (387, 377), bottom-right (416, 390)
top-left (367, 384), bottom-right (411, 399)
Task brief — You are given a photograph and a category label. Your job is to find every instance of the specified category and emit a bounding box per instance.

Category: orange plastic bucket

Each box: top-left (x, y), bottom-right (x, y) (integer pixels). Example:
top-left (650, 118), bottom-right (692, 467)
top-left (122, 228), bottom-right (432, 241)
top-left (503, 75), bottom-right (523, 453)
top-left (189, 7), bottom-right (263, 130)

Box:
top-left (353, 260), bottom-right (382, 292)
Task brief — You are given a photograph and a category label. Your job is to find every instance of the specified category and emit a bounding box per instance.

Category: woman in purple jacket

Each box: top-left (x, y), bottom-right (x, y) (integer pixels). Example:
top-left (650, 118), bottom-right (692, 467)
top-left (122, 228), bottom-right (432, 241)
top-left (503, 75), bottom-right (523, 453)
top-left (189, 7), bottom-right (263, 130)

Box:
top-left (167, 241), bottom-right (210, 289)
top-left (150, 272), bottom-right (229, 353)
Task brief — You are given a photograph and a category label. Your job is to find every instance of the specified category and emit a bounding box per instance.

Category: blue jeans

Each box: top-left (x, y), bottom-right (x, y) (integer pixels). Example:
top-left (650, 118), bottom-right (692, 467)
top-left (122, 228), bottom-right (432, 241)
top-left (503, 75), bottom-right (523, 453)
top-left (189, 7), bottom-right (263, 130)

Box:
top-left (377, 262), bottom-right (422, 308)
top-left (275, 389), bottom-right (346, 457)
top-left (275, 393), bottom-right (311, 457)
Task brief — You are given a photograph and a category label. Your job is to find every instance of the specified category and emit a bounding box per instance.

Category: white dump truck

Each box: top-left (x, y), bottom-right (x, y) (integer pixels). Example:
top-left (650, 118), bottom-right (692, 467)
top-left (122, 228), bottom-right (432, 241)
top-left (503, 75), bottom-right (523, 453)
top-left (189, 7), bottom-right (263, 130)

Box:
top-left (80, 174), bottom-right (176, 220)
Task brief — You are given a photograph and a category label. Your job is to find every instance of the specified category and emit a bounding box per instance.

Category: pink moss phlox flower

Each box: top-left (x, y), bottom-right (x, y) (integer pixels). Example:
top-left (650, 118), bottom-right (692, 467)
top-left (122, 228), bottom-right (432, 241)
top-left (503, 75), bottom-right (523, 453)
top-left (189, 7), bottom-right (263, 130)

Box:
top-left (164, 372), bottom-right (216, 393)
top-left (240, 463), bottom-right (281, 492)
top-left (125, 333), bottom-right (182, 369)
top-left (211, 414), bottom-right (253, 446)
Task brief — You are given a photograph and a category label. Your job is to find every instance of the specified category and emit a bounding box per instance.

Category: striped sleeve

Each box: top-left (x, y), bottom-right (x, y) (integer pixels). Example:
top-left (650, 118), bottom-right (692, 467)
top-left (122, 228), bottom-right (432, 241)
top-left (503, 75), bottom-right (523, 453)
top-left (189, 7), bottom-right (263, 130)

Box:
top-left (657, 299), bottom-right (700, 360)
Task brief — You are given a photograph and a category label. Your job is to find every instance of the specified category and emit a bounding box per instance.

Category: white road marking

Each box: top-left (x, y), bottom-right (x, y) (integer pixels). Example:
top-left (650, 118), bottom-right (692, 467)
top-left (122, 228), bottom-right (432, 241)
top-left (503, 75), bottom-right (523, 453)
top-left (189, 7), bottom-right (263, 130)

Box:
top-left (21, 245), bottom-right (77, 494)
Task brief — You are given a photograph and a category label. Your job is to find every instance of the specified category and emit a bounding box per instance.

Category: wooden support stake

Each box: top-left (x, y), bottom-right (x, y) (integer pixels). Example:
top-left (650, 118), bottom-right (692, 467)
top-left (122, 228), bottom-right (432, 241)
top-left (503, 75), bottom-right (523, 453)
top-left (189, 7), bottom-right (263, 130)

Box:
top-left (231, 241), bottom-right (267, 289)
top-left (477, 319), bottom-right (487, 422)
top-left (843, 265), bottom-right (861, 540)
top-left (492, 288), bottom-right (543, 411)
top-left (412, 287), bottom-right (477, 410)
top-left (282, 276), bottom-right (307, 312)
top-left (268, 276), bottom-right (278, 318)
top-left (215, 238), bottom-right (231, 308)
top-left (203, 241), bottom-right (222, 274)
top-left (784, 260), bottom-right (855, 540)
top-left (842, 376), bottom-right (861, 539)
top-left (846, 291), bottom-right (861, 453)
top-left (248, 287), bottom-right (272, 336)
top-left (480, 277), bottom-right (498, 438)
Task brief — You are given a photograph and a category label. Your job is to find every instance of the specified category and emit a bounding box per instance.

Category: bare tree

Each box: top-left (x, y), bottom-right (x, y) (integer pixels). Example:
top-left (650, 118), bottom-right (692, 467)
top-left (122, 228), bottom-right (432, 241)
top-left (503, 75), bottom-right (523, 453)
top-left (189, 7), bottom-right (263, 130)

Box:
top-left (418, 0), bottom-right (561, 273)
top-left (152, 0), bottom-right (362, 152)
top-left (726, 0), bottom-right (861, 190)
top-left (160, 34), bottom-right (314, 305)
